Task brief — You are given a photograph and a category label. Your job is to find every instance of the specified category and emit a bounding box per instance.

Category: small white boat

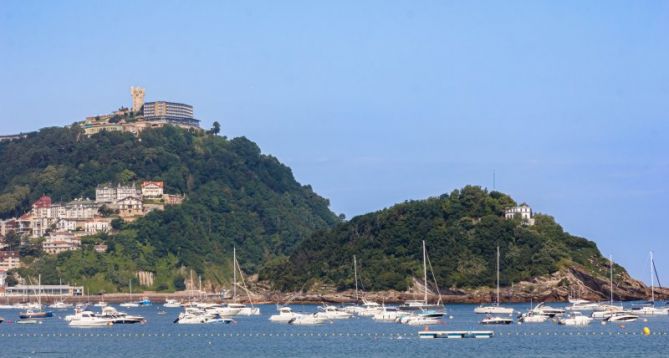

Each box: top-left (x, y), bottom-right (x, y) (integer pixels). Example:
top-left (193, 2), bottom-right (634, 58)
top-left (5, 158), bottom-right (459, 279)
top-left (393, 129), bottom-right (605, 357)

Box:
top-left (93, 301), bottom-right (108, 308)
top-left (206, 305), bottom-right (241, 317)
top-left (68, 311), bottom-right (113, 327)
top-left (49, 301), bottom-right (73, 309)
top-left (558, 312), bottom-right (592, 326)
top-left (97, 306), bottom-right (145, 324)
top-left (289, 314), bottom-right (327, 325)
top-left (227, 303), bottom-right (260, 316)
top-left (606, 312), bottom-right (639, 322)
top-left (372, 306), bottom-right (411, 322)
top-left (163, 299), bottom-right (182, 308)
top-left (518, 312), bottom-right (548, 323)
top-left (269, 306), bottom-right (301, 323)
top-left (357, 300), bottom-right (383, 317)
top-left (16, 319), bottom-right (41, 324)
top-left (419, 330), bottom-right (494, 339)
top-left (0, 304), bottom-right (15, 310)
top-left (315, 305), bottom-right (352, 320)
top-left (531, 302), bottom-right (564, 317)
top-left (175, 307), bottom-right (234, 324)
top-left (474, 305), bottom-right (514, 314)
top-left (119, 302), bottom-right (139, 308)
top-left (629, 305), bottom-right (668, 316)
top-left (565, 301), bottom-right (603, 311)
top-left (480, 315), bottom-right (513, 325)
top-left (401, 313), bottom-right (443, 326)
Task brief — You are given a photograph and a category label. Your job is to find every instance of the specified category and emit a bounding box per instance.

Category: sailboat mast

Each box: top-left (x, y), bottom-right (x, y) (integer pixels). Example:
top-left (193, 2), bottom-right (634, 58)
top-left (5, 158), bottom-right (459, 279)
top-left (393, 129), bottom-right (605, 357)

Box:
top-left (233, 246), bottom-right (237, 300)
top-left (38, 274), bottom-right (42, 307)
top-left (609, 255), bottom-right (613, 304)
top-left (423, 240), bottom-right (428, 304)
top-left (353, 255), bottom-right (359, 302)
top-left (496, 246), bottom-right (500, 306)
top-left (651, 251), bottom-right (655, 303)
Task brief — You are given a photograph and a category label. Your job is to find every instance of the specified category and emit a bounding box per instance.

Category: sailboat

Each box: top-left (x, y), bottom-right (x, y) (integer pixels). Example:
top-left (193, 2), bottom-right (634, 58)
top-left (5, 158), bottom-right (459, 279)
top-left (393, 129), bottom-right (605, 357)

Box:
top-left (227, 246), bottom-right (260, 316)
top-left (19, 275), bottom-right (53, 319)
top-left (474, 246), bottom-right (514, 314)
top-left (120, 279), bottom-right (139, 308)
top-left (342, 255), bottom-right (374, 315)
top-left (398, 241), bottom-right (445, 326)
top-left (630, 251), bottom-right (668, 316)
top-left (399, 241), bottom-right (445, 313)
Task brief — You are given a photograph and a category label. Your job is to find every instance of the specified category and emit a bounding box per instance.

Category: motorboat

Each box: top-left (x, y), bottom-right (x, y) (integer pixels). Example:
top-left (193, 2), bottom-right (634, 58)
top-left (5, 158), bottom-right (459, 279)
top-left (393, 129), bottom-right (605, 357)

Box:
top-left (565, 300), bottom-right (603, 311)
top-left (474, 305), bottom-right (514, 314)
top-left (398, 300), bottom-right (444, 312)
top-left (315, 305), bottom-right (352, 320)
top-left (558, 312), bottom-right (592, 326)
top-left (518, 311), bottom-right (548, 323)
top-left (97, 306), bottom-right (145, 324)
top-left (119, 302), bottom-right (139, 308)
top-left (399, 311), bottom-right (444, 325)
top-left (49, 301), bottom-right (73, 309)
top-left (605, 312), bottom-right (639, 322)
top-left (357, 300), bottom-right (383, 317)
top-left (0, 304), bottom-right (14, 309)
top-left (531, 302), bottom-right (564, 318)
top-left (629, 304), bottom-right (669, 316)
top-left (174, 307), bottom-right (234, 324)
top-left (163, 299), bottom-right (182, 308)
top-left (206, 304), bottom-right (242, 317)
top-left (480, 315), bottom-right (513, 325)
top-left (288, 314), bottom-right (328, 325)
top-left (13, 302), bottom-right (41, 310)
top-left (138, 297), bottom-right (152, 306)
top-left (227, 302), bottom-right (260, 316)
top-left (93, 301), bottom-right (108, 308)
top-left (269, 306), bottom-right (301, 323)
top-left (16, 319), bottom-right (41, 324)
top-left (372, 306), bottom-right (411, 322)
top-left (68, 311), bottom-right (113, 327)
top-left (19, 309), bottom-right (53, 319)
top-left (591, 305), bottom-right (625, 319)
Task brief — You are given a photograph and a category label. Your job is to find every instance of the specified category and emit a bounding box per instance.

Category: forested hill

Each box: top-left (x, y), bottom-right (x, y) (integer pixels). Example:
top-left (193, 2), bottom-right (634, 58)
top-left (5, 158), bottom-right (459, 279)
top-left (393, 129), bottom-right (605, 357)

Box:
top-left (262, 186), bottom-right (614, 292)
top-left (0, 125), bottom-right (339, 290)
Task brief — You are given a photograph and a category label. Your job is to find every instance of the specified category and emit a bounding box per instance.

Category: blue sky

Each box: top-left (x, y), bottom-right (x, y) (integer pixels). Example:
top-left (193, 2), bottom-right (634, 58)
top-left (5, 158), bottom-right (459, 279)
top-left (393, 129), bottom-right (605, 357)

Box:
top-left (1, 1), bottom-right (668, 285)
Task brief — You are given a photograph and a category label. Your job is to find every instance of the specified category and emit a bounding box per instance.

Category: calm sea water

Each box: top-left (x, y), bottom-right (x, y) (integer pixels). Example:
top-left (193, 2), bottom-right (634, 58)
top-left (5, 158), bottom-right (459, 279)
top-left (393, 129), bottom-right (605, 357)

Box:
top-left (1, 302), bottom-right (668, 357)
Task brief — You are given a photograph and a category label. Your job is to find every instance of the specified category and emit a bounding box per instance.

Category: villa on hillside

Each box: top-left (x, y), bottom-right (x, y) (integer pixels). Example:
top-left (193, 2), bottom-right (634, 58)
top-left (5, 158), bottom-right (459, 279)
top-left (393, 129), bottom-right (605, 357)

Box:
top-left (504, 203), bottom-right (535, 226)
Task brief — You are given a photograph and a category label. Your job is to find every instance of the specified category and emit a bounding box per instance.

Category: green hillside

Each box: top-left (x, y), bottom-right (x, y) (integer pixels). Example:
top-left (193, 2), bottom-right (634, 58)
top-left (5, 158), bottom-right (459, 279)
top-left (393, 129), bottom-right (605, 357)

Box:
top-left (261, 186), bottom-right (611, 292)
top-left (0, 125), bottom-right (339, 291)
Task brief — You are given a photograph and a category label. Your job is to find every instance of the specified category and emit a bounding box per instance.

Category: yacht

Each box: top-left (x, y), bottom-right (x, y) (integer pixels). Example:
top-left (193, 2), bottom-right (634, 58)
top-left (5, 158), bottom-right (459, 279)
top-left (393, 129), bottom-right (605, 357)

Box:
top-left (474, 247), bottom-right (513, 315)
top-left (269, 306), bottom-right (301, 323)
top-left (399, 311), bottom-right (443, 325)
top-left (565, 300), bottom-right (603, 311)
top-left (68, 311), bottom-right (113, 327)
top-left (605, 312), bottom-right (639, 322)
top-left (289, 314), bottom-right (328, 325)
top-left (315, 305), bottom-right (352, 320)
top-left (591, 305), bottom-right (625, 319)
top-left (558, 312), bottom-right (592, 326)
top-left (480, 315), bottom-right (513, 325)
top-left (97, 306), bottom-right (145, 324)
top-left (531, 302), bottom-right (564, 318)
top-left (518, 311), bottom-right (548, 323)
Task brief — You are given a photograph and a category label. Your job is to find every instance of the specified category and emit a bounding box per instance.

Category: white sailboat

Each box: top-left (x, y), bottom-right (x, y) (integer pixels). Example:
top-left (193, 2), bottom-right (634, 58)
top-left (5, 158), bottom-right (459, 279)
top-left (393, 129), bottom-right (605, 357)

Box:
top-left (399, 240), bottom-right (445, 312)
top-left (119, 280), bottom-right (139, 308)
top-left (631, 251), bottom-right (668, 316)
top-left (229, 246), bottom-right (260, 316)
top-left (474, 246), bottom-right (514, 315)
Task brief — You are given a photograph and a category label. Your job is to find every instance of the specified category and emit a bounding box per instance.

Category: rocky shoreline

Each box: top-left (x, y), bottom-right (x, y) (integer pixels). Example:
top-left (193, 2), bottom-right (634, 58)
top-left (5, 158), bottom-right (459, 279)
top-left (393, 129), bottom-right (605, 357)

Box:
top-left (5, 265), bottom-right (665, 305)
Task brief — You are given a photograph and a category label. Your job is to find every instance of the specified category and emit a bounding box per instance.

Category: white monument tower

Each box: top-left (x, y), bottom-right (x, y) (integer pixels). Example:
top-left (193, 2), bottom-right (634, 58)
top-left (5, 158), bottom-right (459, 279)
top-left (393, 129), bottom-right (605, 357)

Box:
top-left (130, 86), bottom-right (145, 113)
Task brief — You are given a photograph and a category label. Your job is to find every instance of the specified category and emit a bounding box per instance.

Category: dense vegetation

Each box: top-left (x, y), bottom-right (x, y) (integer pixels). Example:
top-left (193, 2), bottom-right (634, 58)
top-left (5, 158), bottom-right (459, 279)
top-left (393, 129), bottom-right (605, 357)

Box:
top-left (261, 186), bottom-right (611, 292)
top-left (0, 125), bottom-right (339, 292)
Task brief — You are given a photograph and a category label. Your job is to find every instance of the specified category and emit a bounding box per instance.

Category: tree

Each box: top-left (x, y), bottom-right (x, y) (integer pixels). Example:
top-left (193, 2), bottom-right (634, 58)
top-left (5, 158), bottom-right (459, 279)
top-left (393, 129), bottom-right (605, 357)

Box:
top-left (209, 121), bottom-right (221, 135)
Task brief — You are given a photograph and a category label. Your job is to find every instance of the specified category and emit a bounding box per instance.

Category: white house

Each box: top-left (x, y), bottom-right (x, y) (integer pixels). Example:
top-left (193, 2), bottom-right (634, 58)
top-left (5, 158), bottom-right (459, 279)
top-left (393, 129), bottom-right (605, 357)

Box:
top-left (505, 204), bottom-right (535, 225)
top-left (141, 181), bottom-right (164, 198)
